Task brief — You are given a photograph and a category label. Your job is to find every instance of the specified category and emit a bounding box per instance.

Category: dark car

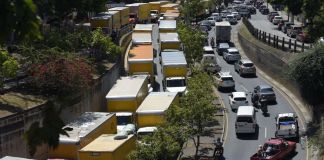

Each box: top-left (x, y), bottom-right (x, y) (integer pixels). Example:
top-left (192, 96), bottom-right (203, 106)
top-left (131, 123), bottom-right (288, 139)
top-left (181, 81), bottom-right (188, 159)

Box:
top-left (216, 43), bottom-right (230, 55)
top-left (248, 6), bottom-right (256, 14)
top-left (199, 20), bottom-right (212, 31)
top-left (258, 5), bottom-right (266, 11)
top-left (296, 32), bottom-right (312, 43)
top-left (267, 11), bottom-right (279, 21)
top-left (260, 8), bottom-right (269, 14)
top-left (253, 84), bottom-right (276, 103)
top-left (281, 22), bottom-right (294, 33)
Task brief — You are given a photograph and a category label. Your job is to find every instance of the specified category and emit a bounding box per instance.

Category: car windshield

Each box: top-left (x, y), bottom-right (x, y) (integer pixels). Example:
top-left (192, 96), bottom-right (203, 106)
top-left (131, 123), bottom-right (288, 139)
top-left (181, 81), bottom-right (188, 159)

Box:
top-left (150, 11), bottom-right (158, 14)
top-left (167, 79), bottom-right (186, 87)
top-left (219, 43), bottom-right (230, 48)
top-left (221, 77), bottom-right (233, 81)
top-left (261, 87), bottom-right (274, 93)
top-left (236, 116), bottom-right (253, 123)
top-left (243, 63), bottom-right (254, 67)
top-left (229, 51), bottom-right (239, 54)
top-left (279, 116), bottom-right (295, 122)
top-left (117, 116), bottom-right (132, 125)
top-left (234, 97), bottom-right (246, 101)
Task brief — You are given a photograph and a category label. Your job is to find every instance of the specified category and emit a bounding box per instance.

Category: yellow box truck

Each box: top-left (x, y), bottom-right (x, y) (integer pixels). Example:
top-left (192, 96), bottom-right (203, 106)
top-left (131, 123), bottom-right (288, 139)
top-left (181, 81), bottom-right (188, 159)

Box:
top-left (48, 112), bottom-right (117, 159)
top-left (108, 7), bottom-right (130, 26)
top-left (136, 92), bottom-right (179, 128)
top-left (126, 3), bottom-right (151, 23)
top-left (159, 20), bottom-right (177, 33)
top-left (149, 1), bottom-right (169, 22)
top-left (128, 44), bottom-right (154, 83)
top-left (107, 11), bottom-right (121, 30)
top-left (133, 24), bottom-right (153, 33)
top-left (106, 75), bottom-right (149, 113)
top-left (90, 14), bottom-right (112, 34)
top-left (78, 134), bottom-right (136, 160)
top-left (161, 51), bottom-right (188, 96)
top-left (160, 32), bottom-right (181, 51)
top-left (160, 3), bottom-right (179, 13)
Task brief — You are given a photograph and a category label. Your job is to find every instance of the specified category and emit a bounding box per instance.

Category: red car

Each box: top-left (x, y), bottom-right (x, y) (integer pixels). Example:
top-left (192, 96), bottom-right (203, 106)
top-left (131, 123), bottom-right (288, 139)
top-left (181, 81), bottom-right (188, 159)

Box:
top-left (250, 138), bottom-right (296, 160)
top-left (296, 32), bottom-right (312, 43)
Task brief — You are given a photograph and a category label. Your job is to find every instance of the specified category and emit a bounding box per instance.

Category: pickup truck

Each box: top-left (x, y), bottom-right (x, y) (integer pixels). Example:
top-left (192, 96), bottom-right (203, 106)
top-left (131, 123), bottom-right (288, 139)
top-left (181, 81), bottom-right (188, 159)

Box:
top-left (250, 138), bottom-right (296, 160)
top-left (275, 113), bottom-right (299, 139)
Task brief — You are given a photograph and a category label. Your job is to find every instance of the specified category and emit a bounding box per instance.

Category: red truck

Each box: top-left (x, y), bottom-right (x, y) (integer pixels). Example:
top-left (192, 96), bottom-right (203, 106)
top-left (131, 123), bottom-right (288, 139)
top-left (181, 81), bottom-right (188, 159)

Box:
top-left (250, 138), bottom-right (296, 160)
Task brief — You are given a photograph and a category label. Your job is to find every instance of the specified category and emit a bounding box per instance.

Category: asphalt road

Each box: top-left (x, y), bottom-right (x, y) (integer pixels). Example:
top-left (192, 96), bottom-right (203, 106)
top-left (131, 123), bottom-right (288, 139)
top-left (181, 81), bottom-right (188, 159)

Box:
top-left (208, 23), bottom-right (307, 159)
top-left (152, 24), bottom-right (164, 92)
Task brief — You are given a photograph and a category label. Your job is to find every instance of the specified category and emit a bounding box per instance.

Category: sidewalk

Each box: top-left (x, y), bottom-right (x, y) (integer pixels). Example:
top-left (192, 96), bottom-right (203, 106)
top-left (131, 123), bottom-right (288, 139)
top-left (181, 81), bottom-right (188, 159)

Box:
top-left (180, 87), bottom-right (225, 160)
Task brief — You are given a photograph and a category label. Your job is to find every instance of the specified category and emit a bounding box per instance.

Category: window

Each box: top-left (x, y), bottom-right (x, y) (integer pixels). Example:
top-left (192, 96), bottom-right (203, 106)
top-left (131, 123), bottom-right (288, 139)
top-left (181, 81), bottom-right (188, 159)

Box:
top-left (236, 116), bottom-right (253, 123)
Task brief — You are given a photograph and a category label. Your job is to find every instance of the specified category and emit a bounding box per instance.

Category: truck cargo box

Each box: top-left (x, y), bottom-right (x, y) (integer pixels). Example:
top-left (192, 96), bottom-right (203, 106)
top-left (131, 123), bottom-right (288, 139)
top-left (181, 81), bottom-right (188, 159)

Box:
top-left (108, 7), bottom-right (130, 26)
top-left (149, 1), bottom-right (169, 12)
top-left (159, 20), bottom-right (177, 32)
top-left (126, 3), bottom-right (151, 22)
top-left (107, 11), bottom-right (121, 30)
top-left (161, 51), bottom-right (187, 77)
top-left (215, 21), bottom-right (232, 43)
top-left (128, 44), bottom-right (154, 80)
top-left (160, 32), bottom-right (181, 51)
top-left (132, 32), bottom-right (152, 45)
top-left (160, 3), bottom-right (179, 13)
top-left (90, 14), bottom-right (112, 34)
top-left (133, 24), bottom-right (153, 33)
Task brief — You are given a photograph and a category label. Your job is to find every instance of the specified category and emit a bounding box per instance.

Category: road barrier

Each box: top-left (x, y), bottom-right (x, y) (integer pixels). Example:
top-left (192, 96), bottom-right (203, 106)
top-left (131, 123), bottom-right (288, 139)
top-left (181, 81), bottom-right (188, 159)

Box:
top-left (242, 18), bottom-right (311, 53)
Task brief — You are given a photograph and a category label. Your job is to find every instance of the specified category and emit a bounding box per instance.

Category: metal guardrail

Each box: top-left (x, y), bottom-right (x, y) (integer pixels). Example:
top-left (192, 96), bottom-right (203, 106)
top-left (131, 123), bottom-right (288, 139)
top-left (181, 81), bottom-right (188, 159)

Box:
top-left (242, 18), bottom-right (312, 53)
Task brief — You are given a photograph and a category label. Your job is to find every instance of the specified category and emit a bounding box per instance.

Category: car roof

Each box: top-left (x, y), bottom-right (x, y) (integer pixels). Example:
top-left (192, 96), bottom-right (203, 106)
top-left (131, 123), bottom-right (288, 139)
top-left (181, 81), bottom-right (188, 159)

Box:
top-left (227, 48), bottom-right (239, 52)
top-left (219, 71), bottom-right (232, 77)
top-left (237, 106), bottom-right (254, 116)
top-left (219, 43), bottom-right (230, 47)
top-left (258, 84), bottom-right (272, 89)
top-left (240, 59), bottom-right (253, 64)
top-left (278, 113), bottom-right (295, 118)
top-left (232, 92), bottom-right (247, 98)
top-left (203, 46), bottom-right (213, 51)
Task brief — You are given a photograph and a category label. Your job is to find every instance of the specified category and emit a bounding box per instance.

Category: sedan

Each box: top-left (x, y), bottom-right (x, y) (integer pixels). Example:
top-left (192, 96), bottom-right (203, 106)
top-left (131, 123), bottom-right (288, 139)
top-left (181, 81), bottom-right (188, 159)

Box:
top-left (234, 59), bottom-right (256, 76)
top-left (253, 84), bottom-right (276, 103)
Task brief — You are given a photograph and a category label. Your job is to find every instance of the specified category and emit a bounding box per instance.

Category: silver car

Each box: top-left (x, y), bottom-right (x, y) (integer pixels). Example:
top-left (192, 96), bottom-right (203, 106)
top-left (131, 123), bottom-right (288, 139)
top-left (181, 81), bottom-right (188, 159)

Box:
top-left (234, 59), bottom-right (256, 76)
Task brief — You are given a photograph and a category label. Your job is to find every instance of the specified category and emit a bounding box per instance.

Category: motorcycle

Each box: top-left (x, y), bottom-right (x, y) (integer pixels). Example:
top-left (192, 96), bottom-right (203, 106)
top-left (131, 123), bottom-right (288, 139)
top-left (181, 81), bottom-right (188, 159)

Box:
top-left (259, 99), bottom-right (268, 115)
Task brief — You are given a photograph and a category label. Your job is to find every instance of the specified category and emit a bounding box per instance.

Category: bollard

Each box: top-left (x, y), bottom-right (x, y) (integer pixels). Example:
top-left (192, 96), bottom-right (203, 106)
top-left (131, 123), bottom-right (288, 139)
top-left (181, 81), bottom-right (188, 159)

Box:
top-left (259, 30), bottom-right (262, 40)
top-left (294, 40), bottom-right (297, 52)
top-left (289, 39), bottom-right (292, 49)
top-left (273, 35), bottom-right (276, 47)
top-left (268, 33), bottom-right (271, 44)
top-left (282, 37), bottom-right (285, 50)
top-left (276, 36), bottom-right (279, 48)
top-left (302, 43), bottom-right (304, 52)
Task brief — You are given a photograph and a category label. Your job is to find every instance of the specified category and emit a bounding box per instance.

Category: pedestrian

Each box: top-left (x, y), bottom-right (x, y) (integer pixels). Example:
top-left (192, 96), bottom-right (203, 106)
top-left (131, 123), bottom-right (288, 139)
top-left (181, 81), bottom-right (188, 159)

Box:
top-left (211, 37), bottom-right (215, 47)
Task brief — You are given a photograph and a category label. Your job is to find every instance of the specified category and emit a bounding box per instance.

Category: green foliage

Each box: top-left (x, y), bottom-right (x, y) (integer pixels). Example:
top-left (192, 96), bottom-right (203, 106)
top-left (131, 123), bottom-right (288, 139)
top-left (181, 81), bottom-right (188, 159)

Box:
top-left (0, 0), bottom-right (41, 43)
top-left (24, 105), bottom-right (67, 156)
top-left (0, 49), bottom-right (20, 89)
top-left (303, 0), bottom-right (324, 40)
top-left (180, 0), bottom-right (204, 23)
top-left (285, 0), bottom-right (303, 15)
top-left (177, 23), bottom-right (205, 64)
top-left (287, 44), bottom-right (324, 105)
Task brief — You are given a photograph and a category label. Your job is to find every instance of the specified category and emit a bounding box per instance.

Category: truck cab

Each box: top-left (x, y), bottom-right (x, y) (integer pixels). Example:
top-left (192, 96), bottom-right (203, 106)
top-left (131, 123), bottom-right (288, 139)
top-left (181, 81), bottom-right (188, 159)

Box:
top-left (150, 10), bottom-right (160, 23)
top-left (164, 77), bottom-right (187, 96)
top-left (116, 112), bottom-right (135, 134)
top-left (129, 13), bottom-right (138, 24)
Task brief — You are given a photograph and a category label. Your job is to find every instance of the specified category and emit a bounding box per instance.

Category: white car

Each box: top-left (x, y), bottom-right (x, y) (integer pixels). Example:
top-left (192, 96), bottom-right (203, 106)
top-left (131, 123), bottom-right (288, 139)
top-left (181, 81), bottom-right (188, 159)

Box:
top-left (223, 48), bottom-right (241, 62)
top-left (272, 16), bottom-right (283, 25)
top-left (229, 92), bottom-right (249, 111)
top-left (215, 71), bottom-right (235, 90)
top-left (232, 11), bottom-right (241, 20)
top-left (226, 14), bottom-right (237, 25)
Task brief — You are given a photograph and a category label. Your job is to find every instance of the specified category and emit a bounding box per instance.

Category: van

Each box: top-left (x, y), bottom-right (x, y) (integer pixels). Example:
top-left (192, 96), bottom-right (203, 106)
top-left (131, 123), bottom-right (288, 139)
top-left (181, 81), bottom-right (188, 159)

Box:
top-left (235, 106), bottom-right (257, 136)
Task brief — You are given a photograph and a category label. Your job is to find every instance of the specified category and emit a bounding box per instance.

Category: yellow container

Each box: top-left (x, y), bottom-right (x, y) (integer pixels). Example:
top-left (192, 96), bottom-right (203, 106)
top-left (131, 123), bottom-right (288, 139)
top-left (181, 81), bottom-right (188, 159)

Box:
top-left (138, 3), bottom-right (151, 22)
top-left (149, 1), bottom-right (169, 12)
top-left (78, 134), bottom-right (136, 160)
top-left (136, 92), bottom-right (179, 128)
top-left (106, 75), bottom-right (149, 113)
top-left (108, 11), bottom-right (121, 30)
top-left (48, 112), bottom-right (117, 159)
top-left (164, 66), bottom-right (187, 77)
top-left (108, 7), bottom-right (130, 26)
top-left (160, 3), bottom-right (179, 13)
top-left (90, 15), bottom-right (112, 29)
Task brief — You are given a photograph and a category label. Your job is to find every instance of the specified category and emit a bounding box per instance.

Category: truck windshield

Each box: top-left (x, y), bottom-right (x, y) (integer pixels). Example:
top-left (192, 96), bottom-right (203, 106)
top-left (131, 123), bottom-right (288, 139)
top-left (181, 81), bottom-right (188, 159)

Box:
top-left (167, 79), bottom-right (186, 87)
top-left (117, 116), bottom-right (132, 125)
top-left (279, 117), bottom-right (294, 122)
top-left (150, 11), bottom-right (158, 14)
top-left (129, 14), bottom-right (136, 18)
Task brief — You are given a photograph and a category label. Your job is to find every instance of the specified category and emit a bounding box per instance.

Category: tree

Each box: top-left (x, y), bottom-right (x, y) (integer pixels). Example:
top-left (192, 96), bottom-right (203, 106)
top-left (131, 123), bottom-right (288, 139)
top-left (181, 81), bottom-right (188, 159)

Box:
top-left (285, 0), bottom-right (303, 22)
top-left (29, 53), bottom-right (93, 96)
top-left (177, 23), bottom-right (205, 64)
top-left (0, 49), bottom-right (20, 90)
top-left (303, 0), bottom-right (324, 40)
top-left (0, 0), bottom-right (41, 44)
top-left (180, 0), bottom-right (204, 23)
top-left (287, 44), bottom-right (324, 105)
top-left (182, 71), bottom-right (216, 159)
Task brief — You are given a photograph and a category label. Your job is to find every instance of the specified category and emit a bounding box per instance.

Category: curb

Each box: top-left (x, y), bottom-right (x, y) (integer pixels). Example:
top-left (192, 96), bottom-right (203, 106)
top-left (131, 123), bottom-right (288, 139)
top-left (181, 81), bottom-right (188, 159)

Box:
top-left (213, 86), bottom-right (228, 144)
top-left (233, 22), bottom-right (312, 160)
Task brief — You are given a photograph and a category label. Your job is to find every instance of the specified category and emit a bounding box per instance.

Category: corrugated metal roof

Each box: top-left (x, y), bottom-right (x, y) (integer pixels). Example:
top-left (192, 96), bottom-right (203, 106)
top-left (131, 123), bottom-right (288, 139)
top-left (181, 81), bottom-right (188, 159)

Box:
top-left (160, 32), bottom-right (179, 43)
top-left (106, 75), bottom-right (148, 99)
top-left (136, 92), bottom-right (177, 114)
top-left (159, 20), bottom-right (177, 30)
top-left (59, 112), bottom-right (115, 144)
top-left (161, 51), bottom-right (187, 66)
top-left (79, 134), bottom-right (134, 152)
top-left (132, 33), bottom-right (152, 44)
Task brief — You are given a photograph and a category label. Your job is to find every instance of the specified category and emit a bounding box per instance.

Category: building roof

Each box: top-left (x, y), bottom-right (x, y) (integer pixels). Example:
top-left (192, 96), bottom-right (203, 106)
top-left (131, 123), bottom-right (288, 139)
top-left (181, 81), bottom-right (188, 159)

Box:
top-left (108, 7), bottom-right (129, 11)
top-left (128, 45), bottom-right (153, 63)
top-left (59, 112), bottom-right (115, 144)
top-left (106, 75), bottom-right (148, 100)
top-left (136, 92), bottom-right (177, 115)
top-left (161, 51), bottom-right (187, 66)
top-left (159, 20), bottom-right (177, 30)
top-left (215, 21), bottom-right (231, 26)
top-left (0, 92), bottom-right (47, 118)
top-left (79, 134), bottom-right (134, 152)
top-left (134, 24), bottom-right (153, 32)
top-left (160, 32), bottom-right (179, 43)
top-left (237, 106), bottom-right (254, 116)
top-left (132, 33), bottom-right (152, 45)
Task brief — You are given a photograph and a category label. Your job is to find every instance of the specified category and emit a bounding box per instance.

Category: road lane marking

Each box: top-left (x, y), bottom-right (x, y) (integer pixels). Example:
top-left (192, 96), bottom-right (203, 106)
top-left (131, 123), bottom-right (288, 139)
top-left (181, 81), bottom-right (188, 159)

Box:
top-left (239, 83), bottom-right (249, 92)
top-left (265, 127), bottom-right (267, 138)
